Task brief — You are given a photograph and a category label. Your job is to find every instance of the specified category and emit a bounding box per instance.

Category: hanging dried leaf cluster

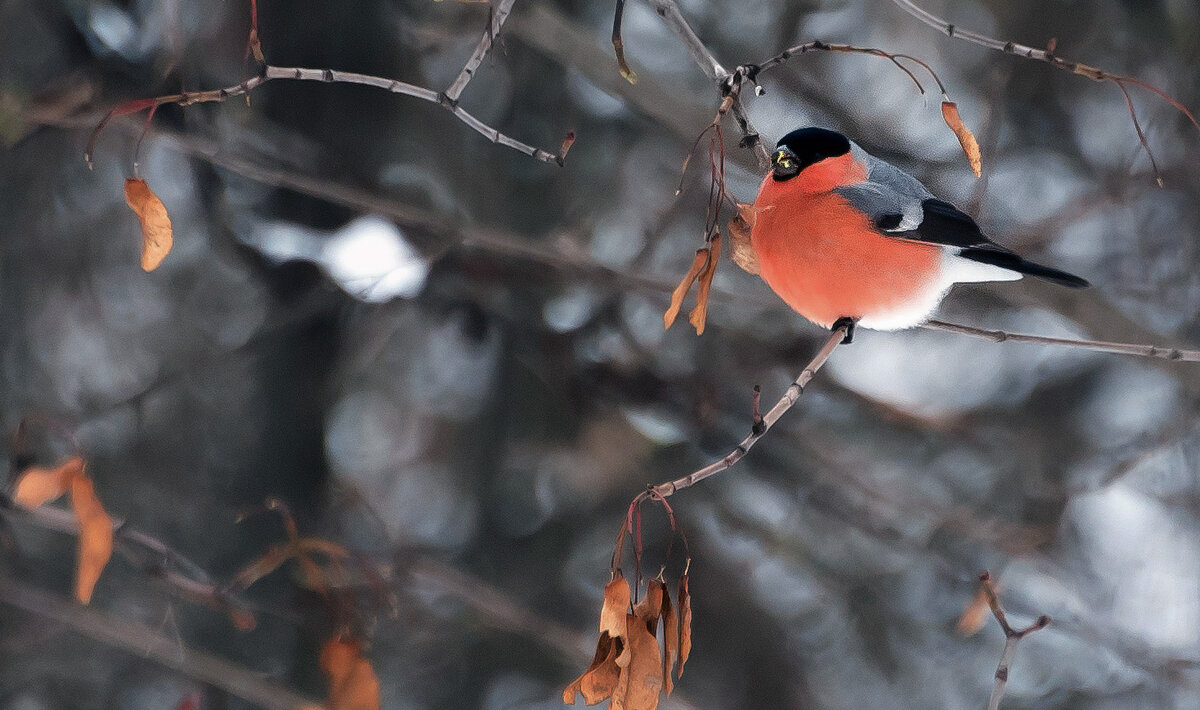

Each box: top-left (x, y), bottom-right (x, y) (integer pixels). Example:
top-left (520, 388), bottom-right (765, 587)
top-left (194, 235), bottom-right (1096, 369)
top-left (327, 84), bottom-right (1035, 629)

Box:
top-left (663, 237), bottom-right (721, 336)
top-left (563, 573), bottom-right (692, 709)
top-left (11, 456), bottom-right (114, 604)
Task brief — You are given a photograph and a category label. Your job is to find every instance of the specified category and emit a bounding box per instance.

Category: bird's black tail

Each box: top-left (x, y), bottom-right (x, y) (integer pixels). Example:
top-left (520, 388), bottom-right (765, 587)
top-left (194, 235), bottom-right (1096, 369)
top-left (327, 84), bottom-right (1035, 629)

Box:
top-left (959, 247), bottom-right (1089, 288)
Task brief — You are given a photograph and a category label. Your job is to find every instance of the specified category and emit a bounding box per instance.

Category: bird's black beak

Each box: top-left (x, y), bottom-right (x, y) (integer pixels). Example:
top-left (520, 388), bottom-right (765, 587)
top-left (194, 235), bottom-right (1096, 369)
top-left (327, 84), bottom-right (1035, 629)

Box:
top-left (772, 146), bottom-right (801, 181)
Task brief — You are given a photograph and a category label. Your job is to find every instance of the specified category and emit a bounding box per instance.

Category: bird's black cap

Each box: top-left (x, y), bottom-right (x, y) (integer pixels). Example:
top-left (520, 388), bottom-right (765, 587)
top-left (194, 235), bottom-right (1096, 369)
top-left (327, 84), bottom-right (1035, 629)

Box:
top-left (772, 127), bottom-right (851, 180)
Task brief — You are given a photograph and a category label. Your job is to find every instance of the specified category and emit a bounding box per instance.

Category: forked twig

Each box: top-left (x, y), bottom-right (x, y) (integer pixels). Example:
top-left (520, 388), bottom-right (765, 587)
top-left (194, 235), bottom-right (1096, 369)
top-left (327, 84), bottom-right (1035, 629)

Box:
top-left (976, 572), bottom-right (1051, 710)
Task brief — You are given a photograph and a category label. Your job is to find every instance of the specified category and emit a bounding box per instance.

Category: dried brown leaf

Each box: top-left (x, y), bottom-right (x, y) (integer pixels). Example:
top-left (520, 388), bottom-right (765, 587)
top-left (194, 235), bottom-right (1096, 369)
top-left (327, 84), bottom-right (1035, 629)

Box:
top-left (559, 131), bottom-right (577, 163)
top-left (660, 584), bottom-right (678, 695)
top-left (728, 204), bottom-right (760, 275)
top-left (319, 637), bottom-right (381, 710)
top-left (687, 235), bottom-right (721, 335)
top-left (663, 250), bottom-right (708, 330)
top-left (13, 456), bottom-right (84, 508)
top-left (941, 101), bottom-right (982, 178)
top-left (70, 473), bottom-right (113, 604)
top-left (956, 584), bottom-right (993, 637)
top-left (676, 574), bottom-right (692, 679)
top-left (562, 631), bottom-right (623, 705)
top-left (634, 580), bottom-right (665, 636)
top-left (124, 177), bottom-right (173, 271)
top-left (614, 613), bottom-right (663, 710)
top-left (601, 574), bottom-right (633, 668)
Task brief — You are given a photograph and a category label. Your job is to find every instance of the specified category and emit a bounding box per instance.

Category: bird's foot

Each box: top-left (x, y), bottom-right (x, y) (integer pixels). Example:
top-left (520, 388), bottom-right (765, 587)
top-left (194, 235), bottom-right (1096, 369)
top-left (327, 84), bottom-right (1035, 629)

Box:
top-left (831, 317), bottom-right (857, 345)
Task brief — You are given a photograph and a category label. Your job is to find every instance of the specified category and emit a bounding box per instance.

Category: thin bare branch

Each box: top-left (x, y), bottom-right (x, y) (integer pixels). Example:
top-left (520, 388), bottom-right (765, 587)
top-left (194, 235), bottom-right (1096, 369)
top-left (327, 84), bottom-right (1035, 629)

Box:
top-left (0, 576), bottom-right (317, 709)
top-left (923, 319), bottom-right (1200, 362)
top-left (445, 0), bottom-right (517, 102)
top-left (643, 324), bottom-right (847, 501)
top-left (2, 497), bottom-right (265, 630)
top-left (644, 0), bottom-right (770, 166)
top-left (752, 40), bottom-right (944, 96)
top-left (87, 64), bottom-right (565, 167)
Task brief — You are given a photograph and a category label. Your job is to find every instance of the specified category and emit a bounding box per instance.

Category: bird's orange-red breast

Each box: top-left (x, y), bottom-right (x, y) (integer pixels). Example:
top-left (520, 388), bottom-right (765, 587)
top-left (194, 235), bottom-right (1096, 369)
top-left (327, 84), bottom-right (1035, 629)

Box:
top-left (749, 127), bottom-right (1087, 334)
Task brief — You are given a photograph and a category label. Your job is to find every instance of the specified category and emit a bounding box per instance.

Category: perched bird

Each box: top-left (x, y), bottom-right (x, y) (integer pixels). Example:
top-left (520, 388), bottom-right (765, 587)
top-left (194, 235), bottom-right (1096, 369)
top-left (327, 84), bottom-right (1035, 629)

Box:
top-left (749, 127), bottom-right (1087, 342)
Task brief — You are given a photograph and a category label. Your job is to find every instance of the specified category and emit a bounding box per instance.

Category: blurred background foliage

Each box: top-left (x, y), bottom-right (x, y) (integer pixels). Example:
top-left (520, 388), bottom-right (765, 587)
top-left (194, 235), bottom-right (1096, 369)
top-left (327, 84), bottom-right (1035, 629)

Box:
top-left (2, 0), bottom-right (1200, 708)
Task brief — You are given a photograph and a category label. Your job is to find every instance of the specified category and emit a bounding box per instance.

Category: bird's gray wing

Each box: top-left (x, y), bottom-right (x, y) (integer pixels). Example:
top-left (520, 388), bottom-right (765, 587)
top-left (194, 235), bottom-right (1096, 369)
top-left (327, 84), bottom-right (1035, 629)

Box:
top-left (833, 147), bottom-right (934, 232)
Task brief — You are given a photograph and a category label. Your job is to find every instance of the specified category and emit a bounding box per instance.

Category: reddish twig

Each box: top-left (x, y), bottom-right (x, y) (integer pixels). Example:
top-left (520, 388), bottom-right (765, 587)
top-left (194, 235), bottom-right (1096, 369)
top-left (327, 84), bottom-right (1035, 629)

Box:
top-left (749, 40), bottom-right (948, 97)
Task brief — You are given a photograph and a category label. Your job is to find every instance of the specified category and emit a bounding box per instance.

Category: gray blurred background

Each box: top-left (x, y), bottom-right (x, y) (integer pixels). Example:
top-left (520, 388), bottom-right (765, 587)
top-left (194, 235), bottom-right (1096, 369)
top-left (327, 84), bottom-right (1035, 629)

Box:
top-left (2, 0), bottom-right (1199, 708)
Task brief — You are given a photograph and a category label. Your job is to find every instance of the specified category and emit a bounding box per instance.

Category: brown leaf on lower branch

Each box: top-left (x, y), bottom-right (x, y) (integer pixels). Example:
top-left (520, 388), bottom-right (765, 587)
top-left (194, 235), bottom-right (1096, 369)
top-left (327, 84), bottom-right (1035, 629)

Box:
top-left (124, 178), bottom-right (173, 271)
top-left (633, 579), bottom-right (665, 636)
top-left (565, 575), bottom-right (687, 708)
top-left (70, 473), bottom-right (113, 604)
top-left (601, 574), bottom-right (633, 668)
top-left (12, 456), bottom-right (85, 508)
top-left (562, 632), bottom-right (623, 705)
top-left (941, 102), bottom-right (982, 178)
top-left (676, 574), bottom-right (692, 679)
top-left (728, 203), bottom-right (760, 275)
top-left (319, 636), bottom-right (380, 710)
top-left (617, 613), bottom-right (664, 710)
top-left (660, 584), bottom-right (678, 695)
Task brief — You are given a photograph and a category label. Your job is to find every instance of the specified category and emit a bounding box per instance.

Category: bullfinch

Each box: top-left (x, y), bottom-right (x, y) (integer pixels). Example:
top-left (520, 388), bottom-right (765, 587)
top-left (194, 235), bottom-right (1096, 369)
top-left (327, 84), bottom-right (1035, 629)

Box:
top-left (750, 127), bottom-right (1087, 342)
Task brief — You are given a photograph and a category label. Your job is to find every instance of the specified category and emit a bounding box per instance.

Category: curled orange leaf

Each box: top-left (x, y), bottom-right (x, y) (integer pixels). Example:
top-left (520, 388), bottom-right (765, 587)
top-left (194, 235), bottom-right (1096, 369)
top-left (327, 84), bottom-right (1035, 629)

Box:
top-left (320, 637), bottom-right (381, 710)
top-left (13, 456), bottom-right (84, 508)
top-left (941, 101), bottom-right (982, 178)
top-left (124, 178), bottom-right (173, 271)
top-left (70, 473), bottom-right (113, 604)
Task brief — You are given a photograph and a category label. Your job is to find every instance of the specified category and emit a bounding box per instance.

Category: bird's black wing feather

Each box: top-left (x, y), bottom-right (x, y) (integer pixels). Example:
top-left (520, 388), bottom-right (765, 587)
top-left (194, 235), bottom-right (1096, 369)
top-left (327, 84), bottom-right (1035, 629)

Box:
top-left (883, 199), bottom-right (1090, 288)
